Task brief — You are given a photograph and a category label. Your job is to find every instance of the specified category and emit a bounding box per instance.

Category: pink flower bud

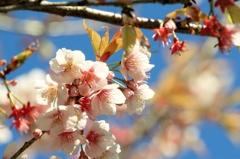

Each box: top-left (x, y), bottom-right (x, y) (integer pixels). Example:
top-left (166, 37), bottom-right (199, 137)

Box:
top-left (33, 128), bottom-right (43, 139)
top-left (0, 59), bottom-right (6, 67)
top-left (107, 71), bottom-right (115, 80)
top-left (164, 19), bottom-right (177, 33)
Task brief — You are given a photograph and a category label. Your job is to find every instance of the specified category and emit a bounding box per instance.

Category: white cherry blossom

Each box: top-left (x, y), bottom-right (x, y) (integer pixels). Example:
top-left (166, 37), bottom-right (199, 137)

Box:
top-left (49, 48), bottom-right (85, 83)
top-left (36, 105), bottom-right (78, 136)
top-left (93, 143), bottom-right (121, 159)
top-left (124, 83), bottom-right (155, 115)
top-left (34, 73), bottom-right (67, 106)
top-left (73, 105), bottom-right (88, 130)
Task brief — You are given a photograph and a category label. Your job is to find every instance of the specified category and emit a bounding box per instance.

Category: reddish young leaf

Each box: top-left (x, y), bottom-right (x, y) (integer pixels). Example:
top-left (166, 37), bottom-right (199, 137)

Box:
top-left (104, 27), bottom-right (123, 57)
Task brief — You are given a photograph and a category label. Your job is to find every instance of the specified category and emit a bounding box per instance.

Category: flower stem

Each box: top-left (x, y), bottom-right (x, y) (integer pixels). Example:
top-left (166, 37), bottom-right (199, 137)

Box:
top-left (107, 61), bottom-right (120, 66)
top-left (2, 78), bottom-right (15, 107)
top-left (113, 77), bottom-right (125, 83)
top-left (209, 0), bottom-right (215, 16)
top-left (11, 93), bottom-right (25, 105)
top-left (110, 69), bottom-right (121, 73)
top-left (111, 79), bottom-right (126, 88)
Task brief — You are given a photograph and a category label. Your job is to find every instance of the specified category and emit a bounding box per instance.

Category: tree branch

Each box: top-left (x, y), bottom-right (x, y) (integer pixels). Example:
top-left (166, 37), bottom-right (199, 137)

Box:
top-left (0, 4), bottom-right (205, 36)
top-left (0, 0), bottom-right (194, 7)
top-left (10, 137), bottom-right (37, 159)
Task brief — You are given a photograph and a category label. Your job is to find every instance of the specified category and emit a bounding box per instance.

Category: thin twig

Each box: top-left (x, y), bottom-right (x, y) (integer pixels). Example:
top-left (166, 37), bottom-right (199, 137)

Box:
top-left (10, 132), bottom-right (45, 159)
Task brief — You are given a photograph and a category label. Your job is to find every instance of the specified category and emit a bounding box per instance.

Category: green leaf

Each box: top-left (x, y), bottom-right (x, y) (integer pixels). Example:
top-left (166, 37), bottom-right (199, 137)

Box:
top-left (123, 25), bottom-right (136, 57)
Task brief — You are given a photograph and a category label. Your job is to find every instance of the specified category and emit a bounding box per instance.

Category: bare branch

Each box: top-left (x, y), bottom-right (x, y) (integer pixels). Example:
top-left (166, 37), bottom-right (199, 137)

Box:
top-left (10, 137), bottom-right (37, 159)
top-left (38, 0), bottom-right (194, 7)
top-left (0, 0), bottom-right (194, 7)
top-left (0, 4), bottom-right (205, 36)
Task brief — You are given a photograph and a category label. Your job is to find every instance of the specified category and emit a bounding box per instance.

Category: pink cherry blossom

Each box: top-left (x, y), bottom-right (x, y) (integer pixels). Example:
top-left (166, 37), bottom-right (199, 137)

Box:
top-left (51, 130), bottom-right (85, 156)
top-left (34, 74), bottom-right (67, 106)
top-left (49, 48), bottom-right (85, 83)
top-left (79, 96), bottom-right (97, 120)
top-left (8, 103), bottom-right (43, 134)
top-left (91, 84), bottom-right (126, 116)
top-left (120, 45), bottom-right (154, 82)
top-left (214, 0), bottom-right (234, 13)
top-left (10, 118), bottom-right (30, 134)
top-left (152, 27), bottom-right (171, 46)
top-left (36, 105), bottom-right (77, 136)
top-left (164, 19), bottom-right (177, 33)
top-left (85, 120), bottom-right (118, 158)
top-left (78, 82), bottom-right (91, 96)
top-left (123, 83), bottom-right (155, 115)
top-left (80, 61), bottom-right (109, 90)
top-left (170, 37), bottom-right (188, 55)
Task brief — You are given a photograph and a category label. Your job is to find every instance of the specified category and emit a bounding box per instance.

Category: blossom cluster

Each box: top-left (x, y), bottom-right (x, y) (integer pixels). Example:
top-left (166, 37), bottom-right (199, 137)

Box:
top-left (202, 15), bottom-right (240, 53)
top-left (30, 45), bottom-right (154, 158)
top-left (152, 20), bottom-right (187, 55)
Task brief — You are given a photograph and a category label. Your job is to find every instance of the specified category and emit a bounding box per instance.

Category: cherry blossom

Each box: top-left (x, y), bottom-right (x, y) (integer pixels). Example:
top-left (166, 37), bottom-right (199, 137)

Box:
top-left (78, 82), bottom-right (91, 96)
top-left (214, 26), bottom-right (236, 53)
top-left (93, 143), bottom-right (121, 159)
top-left (123, 83), bottom-right (155, 115)
top-left (34, 73), bottom-right (67, 106)
top-left (8, 102), bottom-right (44, 133)
top-left (22, 102), bottom-right (42, 122)
top-left (214, 0), bottom-right (234, 12)
top-left (73, 105), bottom-right (88, 130)
top-left (80, 60), bottom-right (109, 90)
top-left (164, 19), bottom-right (177, 33)
top-left (10, 118), bottom-right (30, 134)
top-left (33, 128), bottom-right (43, 139)
top-left (170, 37), bottom-right (188, 55)
top-left (51, 130), bottom-right (85, 156)
top-left (49, 48), bottom-right (85, 83)
top-left (152, 27), bottom-right (171, 46)
top-left (79, 95), bottom-right (97, 120)
top-left (36, 105), bottom-right (78, 136)
top-left (85, 120), bottom-right (118, 158)
top-left (225, 23), bottom-right (240, 46)
top-left (201, 15), bottom-right (222, 37)
top-left (120, 44), bottom-right (154, 82)
top-left (91, 84), bottom-right (126, 116)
